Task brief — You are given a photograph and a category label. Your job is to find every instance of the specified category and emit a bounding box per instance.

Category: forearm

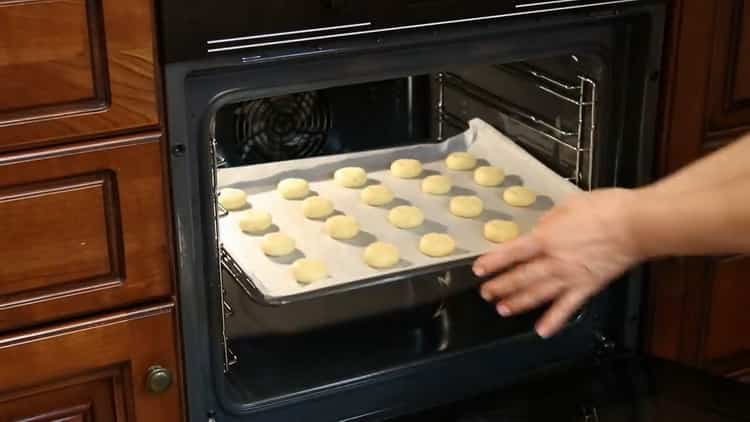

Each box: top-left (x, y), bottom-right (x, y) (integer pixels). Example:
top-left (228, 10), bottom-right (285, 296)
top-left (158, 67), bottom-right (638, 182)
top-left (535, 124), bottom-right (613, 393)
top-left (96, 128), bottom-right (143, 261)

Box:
top-left (649, 132), bottom-right (750, 195)
top-left (628, 168), bottom-right (750, 258)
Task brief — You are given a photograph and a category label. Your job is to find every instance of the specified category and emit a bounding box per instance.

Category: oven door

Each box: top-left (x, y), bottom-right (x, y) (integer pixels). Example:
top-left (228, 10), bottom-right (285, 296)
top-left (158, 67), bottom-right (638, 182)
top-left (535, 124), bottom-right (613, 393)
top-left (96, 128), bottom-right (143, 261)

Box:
top-left (164, 3), bottom-right (666, 421)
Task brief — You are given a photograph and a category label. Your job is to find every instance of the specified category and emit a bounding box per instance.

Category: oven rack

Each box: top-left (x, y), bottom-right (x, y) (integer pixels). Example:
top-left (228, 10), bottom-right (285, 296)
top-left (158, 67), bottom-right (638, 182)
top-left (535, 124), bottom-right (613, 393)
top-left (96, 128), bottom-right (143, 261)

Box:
top-left (436, 63), bottom-right (597, 190)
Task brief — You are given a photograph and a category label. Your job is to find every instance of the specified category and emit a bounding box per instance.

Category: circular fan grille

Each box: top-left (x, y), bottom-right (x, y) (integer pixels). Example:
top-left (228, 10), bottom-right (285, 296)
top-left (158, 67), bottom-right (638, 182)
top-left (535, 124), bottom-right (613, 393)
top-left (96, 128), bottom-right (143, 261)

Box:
top-left (234, 91), bottom-right (331, 162)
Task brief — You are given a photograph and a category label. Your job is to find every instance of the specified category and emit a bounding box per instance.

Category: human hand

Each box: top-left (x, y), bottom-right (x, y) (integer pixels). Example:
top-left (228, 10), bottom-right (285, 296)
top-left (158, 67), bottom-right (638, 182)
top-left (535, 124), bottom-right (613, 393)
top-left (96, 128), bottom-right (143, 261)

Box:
top-left (473, 188), bottom-right (643, 338)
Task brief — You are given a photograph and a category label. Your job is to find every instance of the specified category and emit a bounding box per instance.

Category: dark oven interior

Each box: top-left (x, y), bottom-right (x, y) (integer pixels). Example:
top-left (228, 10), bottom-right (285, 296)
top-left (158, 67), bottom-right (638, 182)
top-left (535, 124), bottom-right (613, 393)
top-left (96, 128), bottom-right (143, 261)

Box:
top-left (164, 4), bottom-right (665, 419)
top-left (217, 55), bottom-right (606, 400)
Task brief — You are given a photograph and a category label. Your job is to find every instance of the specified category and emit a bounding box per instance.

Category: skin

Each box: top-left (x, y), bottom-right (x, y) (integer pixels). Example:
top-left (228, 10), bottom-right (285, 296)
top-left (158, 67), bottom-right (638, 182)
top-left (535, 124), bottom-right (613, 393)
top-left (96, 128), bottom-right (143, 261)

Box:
top-left (473, 132), bottom-right (750, 338)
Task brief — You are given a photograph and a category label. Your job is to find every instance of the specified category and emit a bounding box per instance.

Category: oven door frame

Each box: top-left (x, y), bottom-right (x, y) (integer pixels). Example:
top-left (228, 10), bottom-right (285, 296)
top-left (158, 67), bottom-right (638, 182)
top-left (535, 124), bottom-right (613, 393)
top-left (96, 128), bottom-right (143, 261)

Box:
top-left (164, 3), bottom-right (666, 421)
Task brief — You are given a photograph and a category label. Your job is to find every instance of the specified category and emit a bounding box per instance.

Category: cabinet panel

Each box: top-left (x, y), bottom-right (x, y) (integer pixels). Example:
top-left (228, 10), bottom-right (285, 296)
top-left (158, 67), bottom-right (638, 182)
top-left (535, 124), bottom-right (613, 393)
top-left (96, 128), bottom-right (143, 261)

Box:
top-left (0, 0), bottom-right (160, 152)
top-left (705, 0), bottom-right (750, 139)
top-left (0, 0), bottom-right (105, 115)
top-left (0, 304), bottom-right (182, 422)
top-left (0, 134), bottom-right (171, 332)
top-left (704, 257), bottom-right (750, 362)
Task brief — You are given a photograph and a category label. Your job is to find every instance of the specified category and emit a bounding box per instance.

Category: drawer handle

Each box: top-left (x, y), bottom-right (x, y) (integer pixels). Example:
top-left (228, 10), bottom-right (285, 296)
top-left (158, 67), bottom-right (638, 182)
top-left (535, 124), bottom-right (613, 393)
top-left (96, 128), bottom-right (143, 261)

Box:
top-left (146, 365), bottom-right (173, 393)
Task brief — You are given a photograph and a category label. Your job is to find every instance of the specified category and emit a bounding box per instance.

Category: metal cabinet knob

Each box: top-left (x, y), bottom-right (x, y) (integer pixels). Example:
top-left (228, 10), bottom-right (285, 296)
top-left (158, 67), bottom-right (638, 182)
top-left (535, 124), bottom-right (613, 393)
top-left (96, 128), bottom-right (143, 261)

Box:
top-left (146, 365), bottom-right (173, 393)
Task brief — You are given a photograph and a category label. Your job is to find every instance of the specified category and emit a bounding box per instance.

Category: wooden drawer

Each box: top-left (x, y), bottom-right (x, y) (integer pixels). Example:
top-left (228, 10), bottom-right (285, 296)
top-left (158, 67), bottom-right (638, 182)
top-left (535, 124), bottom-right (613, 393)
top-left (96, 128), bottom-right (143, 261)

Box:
top-left (0, 0), bottom-right (160, 152)
top-left (0, 304), bottom-right (183, 421)
top-left (0, 134), bottom-right (172, 332)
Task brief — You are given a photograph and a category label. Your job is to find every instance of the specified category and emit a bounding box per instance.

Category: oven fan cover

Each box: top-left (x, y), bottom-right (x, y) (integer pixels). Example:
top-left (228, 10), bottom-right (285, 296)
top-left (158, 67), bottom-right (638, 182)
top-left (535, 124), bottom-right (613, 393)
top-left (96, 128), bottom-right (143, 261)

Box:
top-left (233, 91), bottom-right (331, 163)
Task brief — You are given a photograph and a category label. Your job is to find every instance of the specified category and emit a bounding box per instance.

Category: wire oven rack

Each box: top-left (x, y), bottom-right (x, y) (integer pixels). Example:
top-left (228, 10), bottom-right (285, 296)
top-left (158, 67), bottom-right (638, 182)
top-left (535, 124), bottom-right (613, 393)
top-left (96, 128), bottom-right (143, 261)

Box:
top-left (212, 61), bottom-right (599, 372)
top-left (436, 62), bottom-right (597, 190)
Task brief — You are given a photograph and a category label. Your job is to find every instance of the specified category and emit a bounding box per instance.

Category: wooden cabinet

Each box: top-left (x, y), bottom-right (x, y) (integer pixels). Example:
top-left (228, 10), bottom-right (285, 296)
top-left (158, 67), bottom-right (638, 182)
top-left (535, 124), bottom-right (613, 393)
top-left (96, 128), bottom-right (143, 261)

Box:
top-left (0, 134), bottom-right (172, 332)
top-left (646, 0), bottom-right (750, 380)
top-left (0, 0), bottom-right (160, 152)
top-left (0, 304), bottom-right (183, 421)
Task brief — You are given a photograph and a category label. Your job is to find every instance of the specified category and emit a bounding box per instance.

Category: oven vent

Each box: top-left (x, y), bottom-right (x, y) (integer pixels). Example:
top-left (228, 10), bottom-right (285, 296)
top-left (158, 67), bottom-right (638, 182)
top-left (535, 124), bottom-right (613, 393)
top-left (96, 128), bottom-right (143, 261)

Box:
top-left (233, 91), bottom-right (332, 163)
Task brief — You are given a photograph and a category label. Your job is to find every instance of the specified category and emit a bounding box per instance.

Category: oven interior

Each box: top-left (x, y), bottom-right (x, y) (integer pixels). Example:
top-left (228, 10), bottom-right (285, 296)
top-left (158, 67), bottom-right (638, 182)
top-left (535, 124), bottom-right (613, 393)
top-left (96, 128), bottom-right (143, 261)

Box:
top-left (213, 52), bottom-right (612, 404)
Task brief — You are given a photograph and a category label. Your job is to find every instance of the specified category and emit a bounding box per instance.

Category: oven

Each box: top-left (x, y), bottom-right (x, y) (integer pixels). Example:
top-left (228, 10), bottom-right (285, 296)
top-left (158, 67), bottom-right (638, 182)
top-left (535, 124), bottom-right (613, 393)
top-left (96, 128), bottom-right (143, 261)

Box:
top-left (160, 1), bottom-right (666, 421)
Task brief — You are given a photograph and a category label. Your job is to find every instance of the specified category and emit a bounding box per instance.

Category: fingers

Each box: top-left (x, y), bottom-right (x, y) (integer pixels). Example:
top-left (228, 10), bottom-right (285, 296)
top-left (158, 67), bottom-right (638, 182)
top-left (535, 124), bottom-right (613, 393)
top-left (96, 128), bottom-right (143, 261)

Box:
top-left (479, 258), bottom-right (560, 301)
top-left (534, 290), bottom-right (589, 339)
top-left (473, 235), bottom-right (542, 277)
top-left (494, 279), bottom-right (564, 317)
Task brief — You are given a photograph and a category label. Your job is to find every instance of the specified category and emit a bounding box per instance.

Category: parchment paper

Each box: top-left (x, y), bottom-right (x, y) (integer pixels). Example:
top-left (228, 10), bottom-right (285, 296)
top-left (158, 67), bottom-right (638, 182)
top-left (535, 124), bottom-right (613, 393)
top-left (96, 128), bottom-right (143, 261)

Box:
top-left (217, 118), bottom-right (581, 299)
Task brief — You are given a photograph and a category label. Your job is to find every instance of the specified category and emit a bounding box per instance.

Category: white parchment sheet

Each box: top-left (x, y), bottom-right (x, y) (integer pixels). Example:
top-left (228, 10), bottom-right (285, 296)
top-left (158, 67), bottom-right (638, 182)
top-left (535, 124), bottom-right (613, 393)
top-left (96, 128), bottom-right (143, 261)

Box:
top-left (217, 118), bottom-right (581, 299)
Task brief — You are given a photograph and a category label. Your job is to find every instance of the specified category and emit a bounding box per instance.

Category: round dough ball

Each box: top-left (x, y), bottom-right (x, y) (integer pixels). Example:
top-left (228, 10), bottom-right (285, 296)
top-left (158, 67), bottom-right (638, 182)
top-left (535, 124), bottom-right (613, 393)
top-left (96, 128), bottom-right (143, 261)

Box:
top-left (484, 220), bottom-right (520, 243)
top-left (277, 178), bottom-right (310, 200)
top-left (237, 209), bottom-right (272, 234)
top-left (421, 174), bottom-right (452, 195)
top-left (388, 205), bottom-right (424, 229)
top-left (218, 188), bottom-right (247, 210)
top-left (449, 195), bottom-right (484, 218)
top-left (503, 186), bottom-right (537, 207)
top-left (334, 167), bottom-right (368, 188)
top-left (390, 159), bottom-right (423, 178)
top-left (291, 258), bottom-right (328, 284)
top-left (302, 196), bottom-right (334, 219)
top-left (445, 152), bottom-right (477, 171)
top-left (361, 184), bottom-right (394, 206)
top-left (419, 233), bottom-right (456, 257)
top-left (363, 241), bottom-right (400, 269)
top-left (473, 166), bottom-right (505, 187)
top-left (325, 215), bottom-right (360, 240)
top-left (261, 232), bottom-right (296, 257)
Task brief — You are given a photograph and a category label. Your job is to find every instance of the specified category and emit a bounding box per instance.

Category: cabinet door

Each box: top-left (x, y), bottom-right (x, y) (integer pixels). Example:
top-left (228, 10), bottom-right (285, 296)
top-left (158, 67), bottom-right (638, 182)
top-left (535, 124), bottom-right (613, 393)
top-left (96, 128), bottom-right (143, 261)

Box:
top-left (0, 0), bottom-right (159, 152)
top-left (0, 304), bottom-right (183, 421)
top-left (0, 134), bottom-right (172, 332)
top-left (647, 0), bottom-right (750, 380)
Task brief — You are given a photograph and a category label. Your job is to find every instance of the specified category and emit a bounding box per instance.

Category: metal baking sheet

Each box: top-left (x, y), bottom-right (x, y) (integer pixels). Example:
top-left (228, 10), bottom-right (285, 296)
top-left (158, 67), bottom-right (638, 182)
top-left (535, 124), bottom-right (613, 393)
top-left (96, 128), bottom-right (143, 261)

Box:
top-left (217, 118), bottom-right (581, 302)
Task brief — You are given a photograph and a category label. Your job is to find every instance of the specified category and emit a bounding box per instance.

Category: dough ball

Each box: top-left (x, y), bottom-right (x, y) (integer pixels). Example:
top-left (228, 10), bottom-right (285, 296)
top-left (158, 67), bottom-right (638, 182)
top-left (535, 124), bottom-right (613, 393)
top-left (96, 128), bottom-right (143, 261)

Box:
top-left (325, 215), bottom-right (360, 240)
top-left (334, 167), bottom-right (368, 188)
top-left (361, 184), bottom-right (394, 206)
top-left (363, 241), bottom-right (400, 269)
top-left (388, 205), bottom-right (424, 229)
top-left (277, 178), bottom-right (310, 199)
top-left (419, 233), bottom-right (456, 257)
top-left (503, 186), bottom-right (537, 207)
top-left (302, 196), bottom-right (334, 219)
top-left (237, 209), bottom-right (272, 234)
top-left (449, 195), bottom-right (484, 218)
top-left (484, 220), bottom-right (520, 243)
top-left (291, 258), bottom-right (328, 284)
top-left (473, 166), bottom-right (505, 187)
top-left (390, 159), bottom-right (423, 178)
top-left (261, 232), bottom-right (296, 257)
top-left (445, 152), bottom-right (477, 170)
top-left (421, 174), bottom-right (452, 195)
top-left (218, 188), bottom-right (247, 210)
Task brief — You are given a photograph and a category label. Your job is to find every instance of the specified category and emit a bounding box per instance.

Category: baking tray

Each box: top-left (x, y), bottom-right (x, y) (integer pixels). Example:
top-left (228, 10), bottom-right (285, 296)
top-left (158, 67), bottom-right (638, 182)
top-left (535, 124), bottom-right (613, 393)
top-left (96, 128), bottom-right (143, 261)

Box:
top-left (217, 118), bottom-right (581, 305)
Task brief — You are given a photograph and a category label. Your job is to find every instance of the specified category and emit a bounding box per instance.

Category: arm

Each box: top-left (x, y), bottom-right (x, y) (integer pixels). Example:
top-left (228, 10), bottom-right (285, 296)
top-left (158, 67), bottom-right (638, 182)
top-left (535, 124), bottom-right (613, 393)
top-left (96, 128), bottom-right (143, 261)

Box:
top-left (473, 132), bottom-right (750, 338)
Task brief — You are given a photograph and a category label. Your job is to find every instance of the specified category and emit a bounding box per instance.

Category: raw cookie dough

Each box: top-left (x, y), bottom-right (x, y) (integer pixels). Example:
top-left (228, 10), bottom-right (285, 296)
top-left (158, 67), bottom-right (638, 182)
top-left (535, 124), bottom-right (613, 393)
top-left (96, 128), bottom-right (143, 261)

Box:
top-left (237, 209), bottom-right (272, 234)
top-left (421, 174), bottom-right (452, 195)
top-left (361, 184), bottom-right (394, 206)
top-left (473, 166), bottom-right (505, 187)
top-left (503, 186), bottom-right (537, 207)
top-left (291, 258), bottom-right (328, 284)
top-left (363, 241), bottom-right (400, 269)
top-left (390, 159), bottom-right (423, 178)
top-left (449, 195), bottom-right (484, 218)
top-left (445, 152), bottom-right (477, 170)
top-left (334, 166), bottom-right (368, 188)
top-left (484, 220), bottom-right (520, 243)
top-left (388, 205), bottom-right (424, 229)
top-left (419, 233), bottom-right (456, 257)
top-left (277, 178), bottom-right (310, 200)
top-left (218, 188), bottom-right (247, 210)
top-left (303, 196), bottom-right (334, 219)
top-left (261, 232), bottom-right (296, 257)
top-left (325, 215), bottom-right (360, 240)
